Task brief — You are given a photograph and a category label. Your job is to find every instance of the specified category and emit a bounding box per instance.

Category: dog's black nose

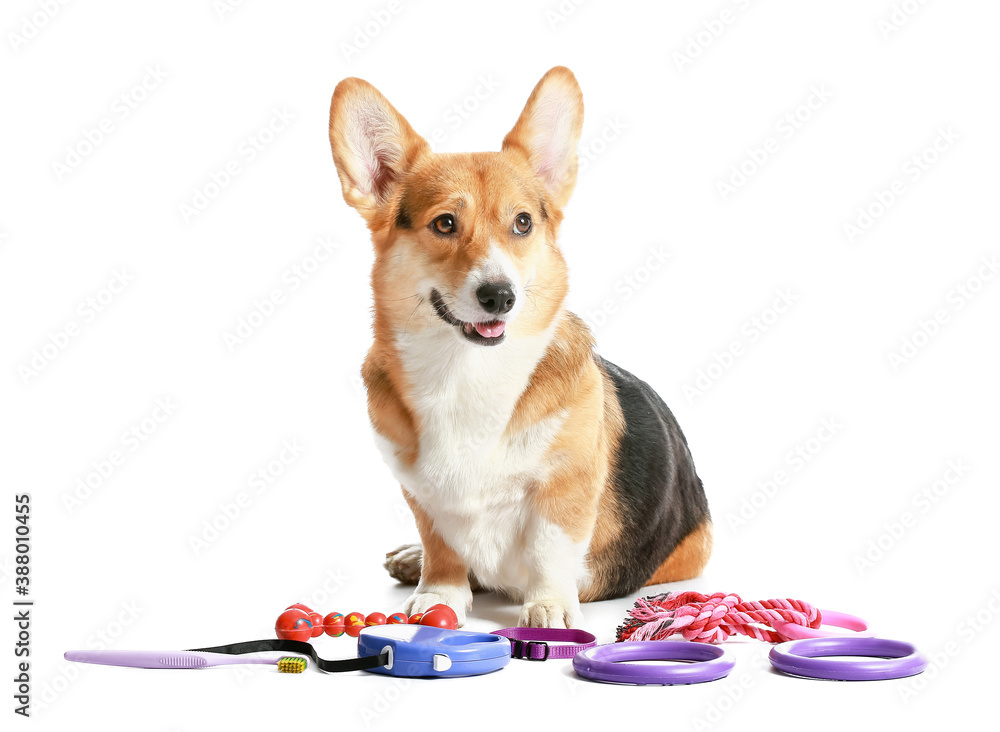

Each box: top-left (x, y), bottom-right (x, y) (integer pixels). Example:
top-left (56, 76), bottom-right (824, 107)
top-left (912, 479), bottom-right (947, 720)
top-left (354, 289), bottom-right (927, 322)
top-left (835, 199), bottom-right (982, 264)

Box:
top-left (476, 282), bottom-right (515, 315)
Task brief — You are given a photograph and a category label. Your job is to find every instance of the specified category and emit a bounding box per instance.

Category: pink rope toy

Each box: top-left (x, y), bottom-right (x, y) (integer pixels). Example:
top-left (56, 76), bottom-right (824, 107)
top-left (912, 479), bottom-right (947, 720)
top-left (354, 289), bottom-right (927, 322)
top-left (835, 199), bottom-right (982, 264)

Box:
top-left (615, 591), bottom-right (824, 644)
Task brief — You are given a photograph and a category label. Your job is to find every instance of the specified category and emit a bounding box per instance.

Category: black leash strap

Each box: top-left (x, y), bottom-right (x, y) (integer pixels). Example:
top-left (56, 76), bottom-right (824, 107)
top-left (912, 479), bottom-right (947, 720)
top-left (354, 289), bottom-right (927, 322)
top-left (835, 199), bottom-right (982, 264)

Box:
top-left (188, 639), bottom-right (389, 673)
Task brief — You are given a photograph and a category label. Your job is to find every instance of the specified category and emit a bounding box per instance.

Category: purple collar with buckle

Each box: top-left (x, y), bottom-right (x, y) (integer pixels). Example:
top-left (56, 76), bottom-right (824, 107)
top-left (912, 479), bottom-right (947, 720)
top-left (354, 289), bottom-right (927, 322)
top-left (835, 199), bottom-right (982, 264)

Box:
top-left (491, 627), bottom-right (597, 661)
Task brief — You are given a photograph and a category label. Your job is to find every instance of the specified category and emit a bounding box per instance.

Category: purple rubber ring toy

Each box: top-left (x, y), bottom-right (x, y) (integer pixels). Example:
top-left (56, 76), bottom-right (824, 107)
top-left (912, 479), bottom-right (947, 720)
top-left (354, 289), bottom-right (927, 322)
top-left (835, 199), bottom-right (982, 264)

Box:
top-left (573, 641), bottom-right (735, 685)
top-left (769, 637), bottom-right (927, 681)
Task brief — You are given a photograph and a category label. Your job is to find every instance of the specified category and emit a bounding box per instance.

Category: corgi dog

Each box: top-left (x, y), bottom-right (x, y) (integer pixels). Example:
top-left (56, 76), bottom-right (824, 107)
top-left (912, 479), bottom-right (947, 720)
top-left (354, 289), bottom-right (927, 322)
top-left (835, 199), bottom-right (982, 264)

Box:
top-left (328, 67), bottom-right (711, 628)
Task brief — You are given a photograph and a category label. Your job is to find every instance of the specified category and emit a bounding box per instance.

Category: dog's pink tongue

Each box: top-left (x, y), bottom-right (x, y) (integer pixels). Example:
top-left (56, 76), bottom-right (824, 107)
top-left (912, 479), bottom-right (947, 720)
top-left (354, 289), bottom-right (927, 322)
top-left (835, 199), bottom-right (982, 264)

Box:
top-left (474, 320), bottom-right (506, 338)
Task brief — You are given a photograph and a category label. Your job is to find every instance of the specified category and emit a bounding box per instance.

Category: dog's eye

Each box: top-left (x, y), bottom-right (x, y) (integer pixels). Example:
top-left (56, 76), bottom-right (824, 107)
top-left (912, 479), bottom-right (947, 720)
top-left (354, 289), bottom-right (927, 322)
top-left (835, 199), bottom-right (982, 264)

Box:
top-left (513, 213), bottom-right (532, 235)
top-left (431, 214), bottom-right (456, 235)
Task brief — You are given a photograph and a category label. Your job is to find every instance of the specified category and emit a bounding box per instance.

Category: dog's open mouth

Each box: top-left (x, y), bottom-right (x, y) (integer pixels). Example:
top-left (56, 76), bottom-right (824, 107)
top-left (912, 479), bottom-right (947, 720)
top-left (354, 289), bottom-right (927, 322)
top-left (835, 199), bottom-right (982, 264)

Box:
top-left (430, 289), bottom-right (506, 346)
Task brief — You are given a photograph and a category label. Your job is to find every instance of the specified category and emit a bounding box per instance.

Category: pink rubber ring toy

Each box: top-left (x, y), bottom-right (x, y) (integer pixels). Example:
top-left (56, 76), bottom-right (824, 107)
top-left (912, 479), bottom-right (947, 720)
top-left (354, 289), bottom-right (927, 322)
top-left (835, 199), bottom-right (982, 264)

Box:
top-left (772, 610), bottom-right (870, 640)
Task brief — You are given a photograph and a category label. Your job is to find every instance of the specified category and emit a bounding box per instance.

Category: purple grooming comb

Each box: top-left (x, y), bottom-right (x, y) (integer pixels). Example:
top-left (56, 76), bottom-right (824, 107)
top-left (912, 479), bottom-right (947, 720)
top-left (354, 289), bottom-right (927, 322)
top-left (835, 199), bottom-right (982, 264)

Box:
top-left (64, 649), bottom-right (298, 670)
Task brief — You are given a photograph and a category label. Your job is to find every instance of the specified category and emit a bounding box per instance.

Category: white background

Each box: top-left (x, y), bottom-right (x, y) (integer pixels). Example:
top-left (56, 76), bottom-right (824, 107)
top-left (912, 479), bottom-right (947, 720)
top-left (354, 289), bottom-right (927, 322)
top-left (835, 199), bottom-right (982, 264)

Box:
top-left (2, 0), bottom-right (998, 729)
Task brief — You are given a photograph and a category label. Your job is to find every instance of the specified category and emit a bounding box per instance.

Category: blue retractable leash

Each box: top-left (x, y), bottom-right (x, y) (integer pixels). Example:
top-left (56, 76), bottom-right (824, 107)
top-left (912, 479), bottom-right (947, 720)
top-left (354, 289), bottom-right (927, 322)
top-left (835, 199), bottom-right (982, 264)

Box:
top-left (358, 625), bottom-right (510, 677)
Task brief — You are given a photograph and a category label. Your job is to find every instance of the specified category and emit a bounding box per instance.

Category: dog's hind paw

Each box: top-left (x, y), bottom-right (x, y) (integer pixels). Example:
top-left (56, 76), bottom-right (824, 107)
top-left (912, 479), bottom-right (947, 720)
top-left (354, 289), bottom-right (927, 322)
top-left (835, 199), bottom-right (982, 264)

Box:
top-left (384, 544), bottom-right (422, 585)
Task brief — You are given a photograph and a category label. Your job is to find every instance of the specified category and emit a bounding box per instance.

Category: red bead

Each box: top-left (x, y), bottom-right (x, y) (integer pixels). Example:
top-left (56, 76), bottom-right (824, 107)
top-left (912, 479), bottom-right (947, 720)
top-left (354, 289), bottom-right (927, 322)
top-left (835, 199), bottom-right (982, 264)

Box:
top-left (408, 613), bottom-right (423, 625)
top-left (275, 609), bottom-right (313, 642)
top-left (387, 612), bottom-right (408, 625)
top-left (427, 604), bottom-right (458, 622)
top-left (308, 612), bottom-right (325, 637)
top-left (365, 612), bottom-right (387, 626)
top-left (323, 612), bottom-right (345, 637)
top-left (420, 605), bottom-right (459, 630)
top-left (344, 611), bottom-right (366, 637)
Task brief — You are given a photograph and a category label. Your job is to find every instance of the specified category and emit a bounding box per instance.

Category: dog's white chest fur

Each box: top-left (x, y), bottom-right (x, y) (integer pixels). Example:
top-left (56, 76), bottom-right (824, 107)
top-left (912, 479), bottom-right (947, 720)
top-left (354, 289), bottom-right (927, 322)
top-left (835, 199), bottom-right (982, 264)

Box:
top-left (374, 324), bottom-right (567, 591)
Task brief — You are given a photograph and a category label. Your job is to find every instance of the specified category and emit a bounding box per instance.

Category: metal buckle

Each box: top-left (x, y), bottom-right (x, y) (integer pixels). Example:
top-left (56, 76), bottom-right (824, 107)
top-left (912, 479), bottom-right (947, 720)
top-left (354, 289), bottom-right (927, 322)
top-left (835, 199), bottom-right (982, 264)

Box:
top-left (511, 639), bottom-right (549, 661)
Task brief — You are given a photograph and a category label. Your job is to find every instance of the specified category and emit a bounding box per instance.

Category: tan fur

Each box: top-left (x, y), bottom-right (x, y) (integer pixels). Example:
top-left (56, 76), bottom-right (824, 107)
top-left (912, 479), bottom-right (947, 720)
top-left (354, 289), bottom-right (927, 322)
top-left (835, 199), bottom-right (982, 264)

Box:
top-left (577, 367), bottom-right (628, 602)
top-left (521, 319), bottom-right (608, 542)
top-left (401, 490), bottom-right (470, 588)
top-left (646, 521), bottom-right (715, 586)
top-left (361, 358), bottom-right (419, 467)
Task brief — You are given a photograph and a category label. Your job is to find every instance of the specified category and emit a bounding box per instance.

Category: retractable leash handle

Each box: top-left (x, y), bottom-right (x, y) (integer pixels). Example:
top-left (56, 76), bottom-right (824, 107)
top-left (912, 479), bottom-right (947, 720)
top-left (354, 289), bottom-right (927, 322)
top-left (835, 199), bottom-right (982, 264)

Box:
top-left (357, 626), bottom-right (511, 678)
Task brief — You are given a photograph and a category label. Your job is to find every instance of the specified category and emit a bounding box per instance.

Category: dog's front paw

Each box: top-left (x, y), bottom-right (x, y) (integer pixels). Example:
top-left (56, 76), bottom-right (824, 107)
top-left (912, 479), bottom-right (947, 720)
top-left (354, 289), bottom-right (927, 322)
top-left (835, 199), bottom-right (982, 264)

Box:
top-left (404, 585), bottom-right (472, 627)
top-left (519, 600), bottom-right (578, 629)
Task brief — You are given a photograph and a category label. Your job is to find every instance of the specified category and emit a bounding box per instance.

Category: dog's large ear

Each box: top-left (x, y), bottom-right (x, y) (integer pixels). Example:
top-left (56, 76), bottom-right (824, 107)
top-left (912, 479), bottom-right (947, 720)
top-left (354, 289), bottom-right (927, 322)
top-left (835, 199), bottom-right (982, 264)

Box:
top-left (329, 78), bottom-right (429, 223)
top-left (502, 67), bottom-right (584, 210)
